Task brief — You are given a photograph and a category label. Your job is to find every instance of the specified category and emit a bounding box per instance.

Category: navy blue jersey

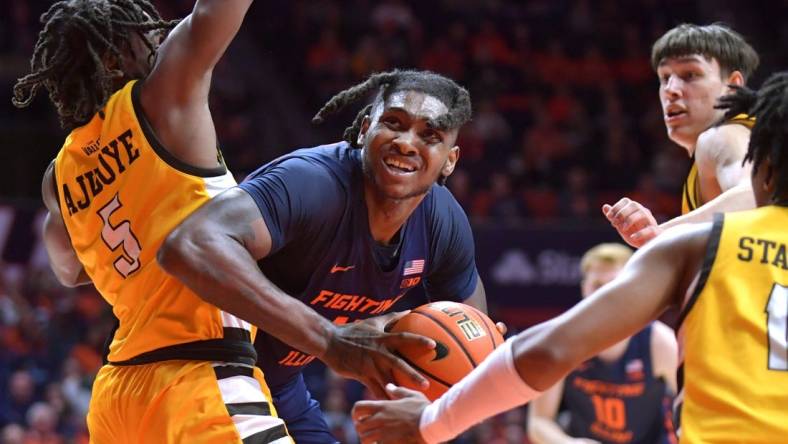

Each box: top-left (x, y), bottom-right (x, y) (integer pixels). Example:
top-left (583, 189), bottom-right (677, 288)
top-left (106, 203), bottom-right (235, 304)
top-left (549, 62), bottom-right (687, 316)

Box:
top-left (238, 142), bottom-right (478, 388)
top-left (563, 324), bottom-right (675, 444)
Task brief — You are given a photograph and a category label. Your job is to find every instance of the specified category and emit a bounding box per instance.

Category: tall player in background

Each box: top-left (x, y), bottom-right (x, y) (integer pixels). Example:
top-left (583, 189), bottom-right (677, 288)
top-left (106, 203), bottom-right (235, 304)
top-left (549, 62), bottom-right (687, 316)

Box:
top-left (12, 1), bottom-right (293, 442)
top-left (528, 243), bottom-right (676, 444)
top-left (352, 72), bottom-right (788, 444)
top-left (159, 69), bottom-right (501, 443)
top-left (604, 24), bottom-right (759, 247)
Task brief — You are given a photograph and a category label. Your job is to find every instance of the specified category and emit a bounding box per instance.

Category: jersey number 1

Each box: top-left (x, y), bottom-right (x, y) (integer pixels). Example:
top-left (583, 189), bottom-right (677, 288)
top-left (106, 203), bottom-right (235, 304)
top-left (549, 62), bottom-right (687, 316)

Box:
top-left (98, 194), bottom-right (142, 278)
top-left (766, 284), bottom-right (788, 371)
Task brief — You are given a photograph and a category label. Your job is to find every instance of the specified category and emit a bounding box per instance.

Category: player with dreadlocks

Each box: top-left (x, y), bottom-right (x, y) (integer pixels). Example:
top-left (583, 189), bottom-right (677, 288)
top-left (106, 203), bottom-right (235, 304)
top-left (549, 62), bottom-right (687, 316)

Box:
top-left (14, 1), bottom-right (293, 442)
top-left (13, 0), bottom-right (172, 130)
top-left (158, 69), bottom-right (503, 443)
top-left (351, 72), bottom-right (788, 444)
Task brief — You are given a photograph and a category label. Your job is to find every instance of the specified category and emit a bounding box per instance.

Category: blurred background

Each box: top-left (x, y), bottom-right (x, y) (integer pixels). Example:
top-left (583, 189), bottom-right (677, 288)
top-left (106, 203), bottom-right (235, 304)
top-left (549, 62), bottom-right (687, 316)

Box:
top-left (1, 0), bottom-right (786, 442)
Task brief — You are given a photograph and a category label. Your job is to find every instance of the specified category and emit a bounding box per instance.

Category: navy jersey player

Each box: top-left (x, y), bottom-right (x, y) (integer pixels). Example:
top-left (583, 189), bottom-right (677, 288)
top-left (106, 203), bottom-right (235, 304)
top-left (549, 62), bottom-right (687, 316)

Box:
top-left (529, 244), bottom-right (677, 444)
top-left (159, 70), bottom-right (498, 443)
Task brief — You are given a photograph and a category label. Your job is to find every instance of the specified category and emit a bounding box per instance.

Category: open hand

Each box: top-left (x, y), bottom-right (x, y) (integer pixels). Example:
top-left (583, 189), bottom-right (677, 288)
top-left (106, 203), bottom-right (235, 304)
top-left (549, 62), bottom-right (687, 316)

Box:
top-left (353, 384), bottom-right (429, 444)
top-left (321, 311), bottom-right (436, 399)
top-left (602, 198), bottom-right (661, 248)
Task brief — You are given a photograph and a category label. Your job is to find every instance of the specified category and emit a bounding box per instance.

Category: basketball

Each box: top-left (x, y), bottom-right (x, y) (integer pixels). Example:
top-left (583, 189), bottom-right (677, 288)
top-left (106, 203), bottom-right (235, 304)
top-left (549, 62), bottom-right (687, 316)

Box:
top-left (387, 301), bottom-right (504, 401)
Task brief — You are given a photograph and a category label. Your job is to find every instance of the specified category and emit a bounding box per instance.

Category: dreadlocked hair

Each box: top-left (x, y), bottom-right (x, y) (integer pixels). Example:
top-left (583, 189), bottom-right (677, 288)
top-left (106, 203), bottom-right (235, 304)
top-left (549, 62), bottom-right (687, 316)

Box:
top-left (12, 0), bottom-right (177, 130)
top-left (311, 69), bottom-right (472, 148)
top-left (718, 72), bottom-right (788, 203)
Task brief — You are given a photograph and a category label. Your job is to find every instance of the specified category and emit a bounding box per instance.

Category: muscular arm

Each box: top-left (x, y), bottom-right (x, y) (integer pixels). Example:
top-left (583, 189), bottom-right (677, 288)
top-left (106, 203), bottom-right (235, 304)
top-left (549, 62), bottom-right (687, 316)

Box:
top-left (158, 186), bottom-right (434, 397)
top-left (41, 161), bottom-right (90, 287)
top-left (650, 321), bottom-right (678, 394)
top-left (528, 380), bottom-right (578, 444)
top-left (157, 187), bottom-right (334, 359)
top-left (661, 124), bottom-right (753, 230)
top-left (140, 0), bottom-right (253, 169)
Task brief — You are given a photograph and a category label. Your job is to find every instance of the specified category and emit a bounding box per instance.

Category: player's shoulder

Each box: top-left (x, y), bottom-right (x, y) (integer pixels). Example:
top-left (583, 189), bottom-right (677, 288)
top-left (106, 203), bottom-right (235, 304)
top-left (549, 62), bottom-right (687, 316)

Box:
top-left (245, 141), bottom-right (357, 188)
top-left (423, 184), bottom-right (465, 217)
top-left (696, 121), bottom-right (750, 163)
top-left (421, 185), bottom-right (474, 248)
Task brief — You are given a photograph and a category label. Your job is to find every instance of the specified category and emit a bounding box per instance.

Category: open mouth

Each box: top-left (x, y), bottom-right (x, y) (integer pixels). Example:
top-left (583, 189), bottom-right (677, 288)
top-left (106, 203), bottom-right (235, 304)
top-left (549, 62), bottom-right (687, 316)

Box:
top-left (665, 108), bottom-right (687, 120)
top-left (383, 157), bottom-right (417, 173)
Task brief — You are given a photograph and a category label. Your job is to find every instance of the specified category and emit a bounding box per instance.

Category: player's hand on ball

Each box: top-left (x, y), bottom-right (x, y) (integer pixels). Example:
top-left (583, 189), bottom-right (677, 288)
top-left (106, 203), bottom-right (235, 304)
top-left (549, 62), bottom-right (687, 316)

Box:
top-left (602, 198), bottom-right (662, 248)
top-left (322, 311), bottom-right (436, 399)
top-left (353, 384), bottom-right (429, 444)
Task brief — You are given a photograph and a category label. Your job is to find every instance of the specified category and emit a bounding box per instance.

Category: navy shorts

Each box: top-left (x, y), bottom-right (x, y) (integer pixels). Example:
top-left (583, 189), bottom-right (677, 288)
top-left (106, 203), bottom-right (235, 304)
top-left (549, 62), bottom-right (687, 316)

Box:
top-left (271, 373), bottom-right (338, 444)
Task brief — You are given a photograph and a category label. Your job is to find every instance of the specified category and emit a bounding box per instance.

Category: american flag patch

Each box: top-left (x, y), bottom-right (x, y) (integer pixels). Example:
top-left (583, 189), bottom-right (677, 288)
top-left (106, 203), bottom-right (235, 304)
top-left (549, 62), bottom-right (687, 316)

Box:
top-left (403, 259), bottom-right (425, 276)
top-left (626, 359), bottom-right (644, 380)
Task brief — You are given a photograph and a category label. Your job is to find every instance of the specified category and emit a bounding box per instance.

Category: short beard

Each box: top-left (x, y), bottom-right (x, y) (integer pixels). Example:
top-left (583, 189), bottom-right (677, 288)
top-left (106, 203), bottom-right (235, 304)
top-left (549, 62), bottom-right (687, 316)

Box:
top-left (361, 149), bottom-right (438, 201)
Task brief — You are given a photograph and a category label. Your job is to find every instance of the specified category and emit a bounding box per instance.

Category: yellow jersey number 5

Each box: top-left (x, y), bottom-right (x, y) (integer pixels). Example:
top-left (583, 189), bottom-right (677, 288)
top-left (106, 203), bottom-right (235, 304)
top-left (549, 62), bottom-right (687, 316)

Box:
top-left (97, 193), bottom-right (142, 278)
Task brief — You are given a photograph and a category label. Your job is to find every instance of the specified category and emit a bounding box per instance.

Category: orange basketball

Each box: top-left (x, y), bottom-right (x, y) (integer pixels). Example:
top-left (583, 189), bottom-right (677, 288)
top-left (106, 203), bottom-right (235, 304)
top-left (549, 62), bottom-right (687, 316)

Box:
top-left (387, 301), bottom-right (504, 401)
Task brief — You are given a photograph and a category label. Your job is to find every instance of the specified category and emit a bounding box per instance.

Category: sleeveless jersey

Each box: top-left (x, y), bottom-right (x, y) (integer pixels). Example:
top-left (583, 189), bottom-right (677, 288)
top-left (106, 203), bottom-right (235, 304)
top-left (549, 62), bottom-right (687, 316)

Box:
top-left (681, 114), bottom-right (754, 214)
top-left (675, 206), bottom-right (788, 443)
top-left (238, 143), bottom-right (479, 388)
top-left (564, 325), bottom-right (674, 444)
top-left (54, 80), bottom-right (256, 365)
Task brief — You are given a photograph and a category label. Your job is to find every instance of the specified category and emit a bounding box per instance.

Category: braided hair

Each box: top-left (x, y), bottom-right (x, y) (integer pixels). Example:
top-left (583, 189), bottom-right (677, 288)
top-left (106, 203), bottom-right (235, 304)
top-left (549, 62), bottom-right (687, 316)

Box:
top-left (717, 72), bottom-right (788, 203)
top-left (12, 0), bottom-right (177, 130)
top-left (312, 69), bottom-right (472, 148)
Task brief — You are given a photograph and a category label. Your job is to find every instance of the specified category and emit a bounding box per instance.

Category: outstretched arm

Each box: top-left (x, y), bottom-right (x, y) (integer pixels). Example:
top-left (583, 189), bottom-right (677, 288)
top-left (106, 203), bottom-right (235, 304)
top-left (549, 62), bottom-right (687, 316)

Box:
top-left (41, 161), bottom-right (90, 287)
top-left (140, 0), bottom-right (253, 169)
top-left (352, 223), bottom-right (709, 444)
top-left (157, 187), bottom-right (435, 398)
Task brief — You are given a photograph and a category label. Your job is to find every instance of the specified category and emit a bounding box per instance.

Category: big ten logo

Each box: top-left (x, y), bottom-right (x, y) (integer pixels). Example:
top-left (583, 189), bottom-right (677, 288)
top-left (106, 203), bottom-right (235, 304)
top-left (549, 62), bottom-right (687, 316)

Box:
top-left (440, 307), bottom-right (486, 342)
top-left (400, 276), bottom-right (421, 289)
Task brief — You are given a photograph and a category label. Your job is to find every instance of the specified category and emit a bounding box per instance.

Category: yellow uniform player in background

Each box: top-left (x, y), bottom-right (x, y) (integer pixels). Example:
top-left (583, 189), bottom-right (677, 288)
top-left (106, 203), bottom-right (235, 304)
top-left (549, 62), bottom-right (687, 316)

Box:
top-left (13, 1), bottom-right (292, 442)
top-left (604, 24), bottom-right (760, 247)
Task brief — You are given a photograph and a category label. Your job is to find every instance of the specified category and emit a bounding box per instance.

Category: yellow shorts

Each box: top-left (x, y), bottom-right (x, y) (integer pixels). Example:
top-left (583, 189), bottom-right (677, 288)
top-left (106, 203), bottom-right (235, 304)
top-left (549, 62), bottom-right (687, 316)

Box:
top-left (87, 361), bottom-right (293, 444)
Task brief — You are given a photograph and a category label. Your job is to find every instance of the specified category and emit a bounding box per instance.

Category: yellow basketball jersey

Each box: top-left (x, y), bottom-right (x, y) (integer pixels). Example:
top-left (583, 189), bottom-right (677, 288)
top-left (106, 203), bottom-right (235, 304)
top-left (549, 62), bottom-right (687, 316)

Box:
top-left (681, 114), bottom-right (755, 214)
top-left (54, 80), bottom-right (255, 365)
top-left (675, 206), bottom-right (788, 443)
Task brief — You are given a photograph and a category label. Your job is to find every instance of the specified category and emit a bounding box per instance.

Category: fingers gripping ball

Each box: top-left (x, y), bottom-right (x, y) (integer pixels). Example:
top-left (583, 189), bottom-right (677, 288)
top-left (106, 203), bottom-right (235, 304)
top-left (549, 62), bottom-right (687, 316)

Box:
top-left (386, 301), bottom-right (504, 401)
